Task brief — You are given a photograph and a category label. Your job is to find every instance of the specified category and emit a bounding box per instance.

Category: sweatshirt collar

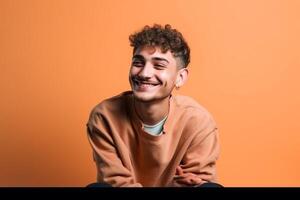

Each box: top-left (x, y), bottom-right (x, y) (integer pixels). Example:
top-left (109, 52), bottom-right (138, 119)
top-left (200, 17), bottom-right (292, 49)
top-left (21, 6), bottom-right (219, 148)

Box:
top-left (129, 93), bottom-right (175, 137)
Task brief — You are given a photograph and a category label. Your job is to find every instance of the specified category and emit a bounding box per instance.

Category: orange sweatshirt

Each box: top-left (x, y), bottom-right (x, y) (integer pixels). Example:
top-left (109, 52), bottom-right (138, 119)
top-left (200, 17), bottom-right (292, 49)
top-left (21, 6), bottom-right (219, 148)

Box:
top-left (86, 91), bottom-right (220, 187)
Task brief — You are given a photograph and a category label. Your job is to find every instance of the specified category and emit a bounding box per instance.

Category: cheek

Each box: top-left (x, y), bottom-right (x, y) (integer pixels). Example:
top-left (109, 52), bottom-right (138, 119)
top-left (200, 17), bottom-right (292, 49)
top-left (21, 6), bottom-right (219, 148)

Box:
top-left (157, 71), bottom-right (176, 85)
top-left (129, 68), bottom-right (136, 84)
top-left (129, 67), bottom-right (138, 76)
top-left (157, 71), bottom-right (168, 79)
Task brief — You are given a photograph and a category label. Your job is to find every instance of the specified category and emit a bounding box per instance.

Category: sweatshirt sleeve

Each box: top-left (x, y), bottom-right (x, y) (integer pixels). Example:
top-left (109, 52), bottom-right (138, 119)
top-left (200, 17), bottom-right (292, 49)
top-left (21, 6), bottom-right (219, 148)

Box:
top-left (181, 128), bottom-right (220, 182)
top-left (178, 113), bottom-right (220, 184)
top-left (86, 110), bottom-right (142, 187)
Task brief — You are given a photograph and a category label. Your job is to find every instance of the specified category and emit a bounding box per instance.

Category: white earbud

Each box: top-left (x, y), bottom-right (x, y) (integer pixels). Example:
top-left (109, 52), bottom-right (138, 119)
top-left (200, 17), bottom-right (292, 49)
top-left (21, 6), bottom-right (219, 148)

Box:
top-left (175, 80), bottom-right (180, 88)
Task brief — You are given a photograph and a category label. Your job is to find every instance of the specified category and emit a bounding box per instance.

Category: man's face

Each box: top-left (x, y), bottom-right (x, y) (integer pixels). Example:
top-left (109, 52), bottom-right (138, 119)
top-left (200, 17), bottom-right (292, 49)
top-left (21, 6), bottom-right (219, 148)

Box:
top-left (129, 46), bottom-right (182, 102)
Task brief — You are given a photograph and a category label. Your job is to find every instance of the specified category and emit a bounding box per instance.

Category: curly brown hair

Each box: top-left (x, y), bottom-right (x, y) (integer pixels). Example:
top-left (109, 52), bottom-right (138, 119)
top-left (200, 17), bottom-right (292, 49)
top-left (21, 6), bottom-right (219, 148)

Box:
top-left (129, 24), bottom-right (190, 68)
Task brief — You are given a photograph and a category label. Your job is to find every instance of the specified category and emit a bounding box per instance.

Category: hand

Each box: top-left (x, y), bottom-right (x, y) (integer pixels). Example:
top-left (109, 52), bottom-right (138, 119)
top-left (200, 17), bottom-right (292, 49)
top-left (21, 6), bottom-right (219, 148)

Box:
top-left (172, 166), bottom-right (204, 187)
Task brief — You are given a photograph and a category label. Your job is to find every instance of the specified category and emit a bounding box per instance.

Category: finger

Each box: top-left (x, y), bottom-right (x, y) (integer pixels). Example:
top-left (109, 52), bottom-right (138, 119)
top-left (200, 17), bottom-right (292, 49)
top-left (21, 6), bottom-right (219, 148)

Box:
top-left (176, 179), bottom-right (202, 186)
top-left (190, 177), bottom-right (203, 185)
top-left (176, 178), bottom-right (194, 185)
top-left (173, 172), bottom-right (194, 180)
top-left (176, 166), bottom-right (184, 176)
top-left (175, 175), bottom-right (203, 186)
top-left (171, 180), bottom-right (190, 187)
top-left (175, 172), bottom-right (196, 178)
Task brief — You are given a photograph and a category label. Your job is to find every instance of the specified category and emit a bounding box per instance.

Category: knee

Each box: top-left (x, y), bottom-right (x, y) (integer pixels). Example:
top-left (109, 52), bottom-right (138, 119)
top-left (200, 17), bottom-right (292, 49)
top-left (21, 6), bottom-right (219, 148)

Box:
top-left (198, 182), bottom-right (224, 188)
top-left (86, 182), bottom-right (112, 187)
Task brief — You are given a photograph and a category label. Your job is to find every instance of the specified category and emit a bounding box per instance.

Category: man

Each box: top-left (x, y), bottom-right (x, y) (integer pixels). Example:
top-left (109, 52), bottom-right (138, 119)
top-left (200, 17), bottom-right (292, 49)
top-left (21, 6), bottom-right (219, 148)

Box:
top-left (86, 24), bottom-right (221, 187)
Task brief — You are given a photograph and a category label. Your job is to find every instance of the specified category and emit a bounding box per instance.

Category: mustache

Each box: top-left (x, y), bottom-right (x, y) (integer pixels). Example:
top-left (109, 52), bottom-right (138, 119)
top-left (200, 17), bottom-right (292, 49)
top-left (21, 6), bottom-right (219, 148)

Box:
top-left (131, 76), bottom-right (147, 82)
top-left (131, 76), bottom-right (162, 84)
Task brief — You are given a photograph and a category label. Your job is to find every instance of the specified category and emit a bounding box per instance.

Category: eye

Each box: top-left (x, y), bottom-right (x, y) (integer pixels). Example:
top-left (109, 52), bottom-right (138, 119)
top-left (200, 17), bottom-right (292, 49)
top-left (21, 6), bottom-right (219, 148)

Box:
top-left (132, 61), bottom-right (144, 67)
top-left (154, 64), bottom-right (166, 70)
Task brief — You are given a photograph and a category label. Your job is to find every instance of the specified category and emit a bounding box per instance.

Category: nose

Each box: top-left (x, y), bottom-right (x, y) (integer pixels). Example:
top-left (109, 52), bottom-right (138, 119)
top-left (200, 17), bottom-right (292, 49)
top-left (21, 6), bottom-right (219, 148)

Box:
top-left (138, 62), bottom-right (154, 78)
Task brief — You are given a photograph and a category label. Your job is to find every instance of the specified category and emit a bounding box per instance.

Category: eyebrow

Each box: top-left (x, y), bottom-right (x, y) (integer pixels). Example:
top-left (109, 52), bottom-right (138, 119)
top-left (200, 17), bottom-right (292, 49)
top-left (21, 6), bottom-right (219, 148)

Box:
top-left (152, 57), bottom-right (169, 63)
top-left (132, 55), bottom-right (169, 63)
top-left (132, 55), bottom-right (144, 61)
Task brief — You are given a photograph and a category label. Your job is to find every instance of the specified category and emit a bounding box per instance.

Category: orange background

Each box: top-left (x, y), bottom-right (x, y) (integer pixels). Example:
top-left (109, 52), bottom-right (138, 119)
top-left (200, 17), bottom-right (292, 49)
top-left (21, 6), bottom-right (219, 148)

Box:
top-left (1, 0), bottom-right (300, 186)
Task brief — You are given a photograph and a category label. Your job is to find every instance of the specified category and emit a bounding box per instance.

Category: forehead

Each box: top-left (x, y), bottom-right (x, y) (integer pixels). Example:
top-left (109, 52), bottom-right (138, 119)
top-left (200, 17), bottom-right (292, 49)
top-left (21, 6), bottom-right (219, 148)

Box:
top-left (133, 46), bottom-right (175, 61)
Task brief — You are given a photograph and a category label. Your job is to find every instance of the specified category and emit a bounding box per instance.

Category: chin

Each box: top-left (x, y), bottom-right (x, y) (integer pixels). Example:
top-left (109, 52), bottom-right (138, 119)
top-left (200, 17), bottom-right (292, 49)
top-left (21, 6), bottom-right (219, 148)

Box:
top-left (132, 90), bottom-right (170, 103)
top-left (132, 92), bottom-right (155, 102)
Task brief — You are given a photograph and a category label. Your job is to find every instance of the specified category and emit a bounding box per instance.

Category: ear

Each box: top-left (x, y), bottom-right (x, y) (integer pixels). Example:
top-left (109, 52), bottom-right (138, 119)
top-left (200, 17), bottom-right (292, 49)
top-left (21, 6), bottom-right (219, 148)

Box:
top-left (175, 68), bottom-right (189, 88)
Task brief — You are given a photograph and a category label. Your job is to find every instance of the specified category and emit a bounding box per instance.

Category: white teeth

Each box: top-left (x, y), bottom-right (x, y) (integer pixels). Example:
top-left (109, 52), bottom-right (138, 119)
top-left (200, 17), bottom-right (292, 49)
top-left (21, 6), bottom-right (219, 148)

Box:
top-left (134, 80), bottom-right (157, 86)
top-left (143, 83), bottom-right (153, 85)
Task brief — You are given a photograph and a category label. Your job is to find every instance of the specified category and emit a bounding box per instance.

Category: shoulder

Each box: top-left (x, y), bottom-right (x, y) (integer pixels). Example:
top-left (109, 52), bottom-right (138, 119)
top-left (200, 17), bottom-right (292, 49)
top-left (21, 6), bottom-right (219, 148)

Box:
top-left (173, 95), bottom-right (213, 118)
top-left (173, 95), bottom-right (204, 109)
top-left (89, 91), bottom-right (132, 119)
top-left (172, 95), bottom-right (218, 131)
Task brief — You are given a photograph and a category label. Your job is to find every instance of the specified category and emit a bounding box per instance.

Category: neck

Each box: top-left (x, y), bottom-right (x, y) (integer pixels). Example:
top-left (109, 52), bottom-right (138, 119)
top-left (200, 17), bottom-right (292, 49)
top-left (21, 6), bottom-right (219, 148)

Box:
top-left (134, 96), bottom-right (170, 125)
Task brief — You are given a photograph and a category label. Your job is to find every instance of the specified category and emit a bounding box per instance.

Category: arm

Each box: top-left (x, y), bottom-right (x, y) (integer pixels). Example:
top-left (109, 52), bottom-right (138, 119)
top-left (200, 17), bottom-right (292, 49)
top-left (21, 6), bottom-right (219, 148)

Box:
top-left (87, 112), bottom-right (142, 187)
top-left (172, 127), bottom-right (220, 187)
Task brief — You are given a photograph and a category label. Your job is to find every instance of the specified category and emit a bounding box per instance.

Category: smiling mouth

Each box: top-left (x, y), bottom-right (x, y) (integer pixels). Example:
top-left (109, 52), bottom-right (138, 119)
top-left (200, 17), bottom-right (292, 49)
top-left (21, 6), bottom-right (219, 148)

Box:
top-left (132, 78), bottom-right (160, 90)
